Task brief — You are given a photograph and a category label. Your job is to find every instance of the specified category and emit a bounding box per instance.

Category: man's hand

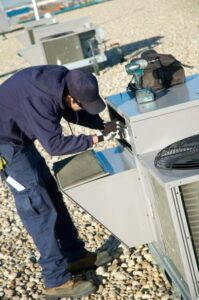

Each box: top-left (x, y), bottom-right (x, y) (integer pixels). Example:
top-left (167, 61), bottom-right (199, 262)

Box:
top-left (102, 120), bottom-right (119, 136)
top-left (97, 120), bottom-right (125, 142)
top-left (92, 134), bottom-right (99, 145)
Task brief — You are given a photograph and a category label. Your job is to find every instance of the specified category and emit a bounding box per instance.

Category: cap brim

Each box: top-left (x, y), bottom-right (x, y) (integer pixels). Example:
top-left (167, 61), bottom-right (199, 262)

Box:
top-left (82, 96), bottom-right (106, 115)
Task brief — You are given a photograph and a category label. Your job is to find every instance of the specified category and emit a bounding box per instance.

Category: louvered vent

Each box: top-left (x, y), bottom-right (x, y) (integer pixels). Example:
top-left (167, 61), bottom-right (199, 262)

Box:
top-left (150, 175), bottom-right (186, 280)
top-left (181, 182), bottom-right (199, 264)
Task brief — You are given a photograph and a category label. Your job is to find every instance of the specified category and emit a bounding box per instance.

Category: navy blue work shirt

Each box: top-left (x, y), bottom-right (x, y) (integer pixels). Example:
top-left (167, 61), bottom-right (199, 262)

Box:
top-left (0, 65), bottom-right (104, 156)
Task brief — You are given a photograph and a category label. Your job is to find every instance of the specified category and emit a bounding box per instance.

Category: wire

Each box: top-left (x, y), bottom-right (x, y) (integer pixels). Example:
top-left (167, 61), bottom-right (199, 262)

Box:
top-left (67, 122), bottom-right (74, 135)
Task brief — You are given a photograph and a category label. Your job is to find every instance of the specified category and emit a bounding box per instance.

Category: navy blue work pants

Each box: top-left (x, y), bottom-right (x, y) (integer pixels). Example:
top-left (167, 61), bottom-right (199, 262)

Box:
top-left (0, 143), bottom-right (86, 288)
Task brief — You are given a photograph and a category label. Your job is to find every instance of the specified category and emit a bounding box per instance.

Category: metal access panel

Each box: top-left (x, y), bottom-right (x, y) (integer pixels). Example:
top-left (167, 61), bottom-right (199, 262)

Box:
top-left (54, 146), bottom-right (154, 247)
top-left (106, 75), bottom-right (199, 155)
top-left (139, 152), bottom-right (199, 300)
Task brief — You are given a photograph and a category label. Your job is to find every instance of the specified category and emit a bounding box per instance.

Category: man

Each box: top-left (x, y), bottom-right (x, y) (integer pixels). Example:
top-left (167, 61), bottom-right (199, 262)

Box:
top-left (0, 65), bottom-right (120, 299)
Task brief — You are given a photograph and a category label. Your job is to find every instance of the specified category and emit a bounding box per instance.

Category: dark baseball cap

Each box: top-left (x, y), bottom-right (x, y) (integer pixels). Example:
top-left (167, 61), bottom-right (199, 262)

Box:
top-left (65, 69), bottom-right (106, 115)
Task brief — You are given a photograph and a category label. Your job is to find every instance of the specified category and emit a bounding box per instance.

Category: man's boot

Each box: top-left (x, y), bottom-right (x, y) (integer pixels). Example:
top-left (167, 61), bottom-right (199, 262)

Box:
top-left (46, 278), bottom-right (97, 300)
top-left (68, 251), bottom-right (112, 274)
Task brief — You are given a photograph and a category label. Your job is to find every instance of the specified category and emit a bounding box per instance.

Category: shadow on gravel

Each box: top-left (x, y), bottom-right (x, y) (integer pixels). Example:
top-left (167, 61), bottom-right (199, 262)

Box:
top-left (40, 236), bottom-right (123, 299)
top-left (96, 234), bottom-right (121, 255)
top-left (105, 35), bottom-right (164, 66)
top-left (84, 235), bottom-right (123, 282)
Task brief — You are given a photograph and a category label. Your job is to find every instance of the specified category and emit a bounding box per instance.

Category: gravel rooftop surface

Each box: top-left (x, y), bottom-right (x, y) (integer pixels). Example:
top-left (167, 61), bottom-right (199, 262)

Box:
top-left (0, 0), bottom-right (198, 299)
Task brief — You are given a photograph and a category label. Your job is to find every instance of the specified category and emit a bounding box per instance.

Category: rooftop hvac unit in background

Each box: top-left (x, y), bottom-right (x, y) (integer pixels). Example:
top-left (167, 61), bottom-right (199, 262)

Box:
top-left (41, 29), bottom-right (97, 65)
top-left (17, 17), bottom-right (107, 73)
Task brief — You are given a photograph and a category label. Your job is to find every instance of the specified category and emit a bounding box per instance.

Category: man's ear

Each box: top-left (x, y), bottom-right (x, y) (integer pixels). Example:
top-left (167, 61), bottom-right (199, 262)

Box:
top-left (71, 97), bottom-right (76, 105)
top-left (65, 95), bottom-right (73, 105)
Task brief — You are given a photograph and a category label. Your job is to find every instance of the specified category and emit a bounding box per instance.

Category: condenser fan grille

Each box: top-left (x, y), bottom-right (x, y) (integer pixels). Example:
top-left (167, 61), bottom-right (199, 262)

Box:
top-left (155, 134), bottom-right (199, 169)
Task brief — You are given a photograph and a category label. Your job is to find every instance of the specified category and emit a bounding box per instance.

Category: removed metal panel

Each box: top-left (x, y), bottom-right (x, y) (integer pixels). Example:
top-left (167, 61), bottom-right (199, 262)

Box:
top-left (56, 146), bottom-right (154, 247)
top-left (54, 149), bottom-right (109, 191)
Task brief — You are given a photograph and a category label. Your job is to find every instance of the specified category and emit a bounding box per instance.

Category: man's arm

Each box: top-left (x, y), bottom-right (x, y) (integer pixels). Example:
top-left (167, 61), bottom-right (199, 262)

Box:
top-left (22, 96), bottom-right (97, 156)
top-left (62, 108), bottom-right (105, 130)
top-left (62, 108), bottom-right (124, 143)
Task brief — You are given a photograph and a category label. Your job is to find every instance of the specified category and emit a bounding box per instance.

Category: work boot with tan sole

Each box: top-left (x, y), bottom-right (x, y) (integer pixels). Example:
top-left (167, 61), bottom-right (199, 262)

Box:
top-left (68, 251), bottom-right (112, 274)
top-left (46, 278), bottom-right (97, 300)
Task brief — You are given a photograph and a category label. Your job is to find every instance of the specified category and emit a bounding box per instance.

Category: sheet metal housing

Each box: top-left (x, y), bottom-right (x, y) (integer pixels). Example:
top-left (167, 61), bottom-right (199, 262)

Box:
top-left (54, 74), bottom-right (199, 299)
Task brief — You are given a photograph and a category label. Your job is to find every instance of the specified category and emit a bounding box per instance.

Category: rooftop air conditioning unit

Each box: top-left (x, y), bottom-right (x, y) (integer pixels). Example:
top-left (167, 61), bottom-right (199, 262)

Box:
top-left (54, 74), bottom-right (199, 300)
top-left (143, 168), bottom-right (199, 300)
top-left (17, 17), bottom-right (107, 72)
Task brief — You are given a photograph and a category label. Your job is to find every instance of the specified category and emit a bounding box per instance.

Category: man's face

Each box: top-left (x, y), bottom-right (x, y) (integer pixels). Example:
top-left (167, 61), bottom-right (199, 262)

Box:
top-left (65, 95), bottom-right (83, 112)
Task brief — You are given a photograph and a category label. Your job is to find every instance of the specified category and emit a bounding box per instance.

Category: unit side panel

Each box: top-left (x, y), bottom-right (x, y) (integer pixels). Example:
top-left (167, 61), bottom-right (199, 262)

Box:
top-left (172, 186), bottom-right (199, 298)
top-left (66, 169), bottom-right (154, 247)
top-left (180, 182), bottom-right (199, 266)
top-left (137, 161), bottom-right (165, 249)
top-left (149, 175), bottom-right (187, 280)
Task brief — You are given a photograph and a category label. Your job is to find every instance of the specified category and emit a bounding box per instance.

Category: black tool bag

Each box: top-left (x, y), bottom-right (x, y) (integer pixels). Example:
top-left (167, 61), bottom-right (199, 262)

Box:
top-left (154, 135), bottom-right (199, 170)
top-left (140, 50), bottom-right (185, 91)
